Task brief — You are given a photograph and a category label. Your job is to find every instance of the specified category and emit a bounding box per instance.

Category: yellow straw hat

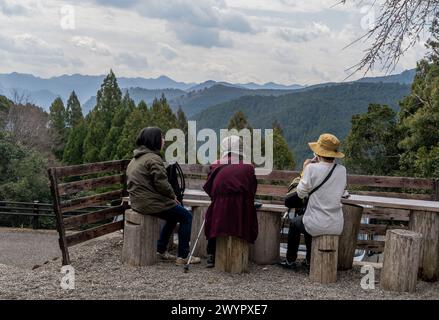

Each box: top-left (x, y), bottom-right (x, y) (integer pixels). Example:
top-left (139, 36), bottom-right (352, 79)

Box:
top-left (308, 133), bottom-right (345, 159)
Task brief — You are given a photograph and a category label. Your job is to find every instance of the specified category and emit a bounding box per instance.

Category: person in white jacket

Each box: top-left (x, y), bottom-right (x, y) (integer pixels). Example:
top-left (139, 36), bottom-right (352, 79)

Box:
top-left (281, 133), bottom-right (347, 270)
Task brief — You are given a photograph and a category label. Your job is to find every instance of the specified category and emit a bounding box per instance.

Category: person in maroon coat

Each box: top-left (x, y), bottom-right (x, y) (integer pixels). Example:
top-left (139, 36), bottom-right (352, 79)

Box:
top-left (203, 136), bottom-right (258, 268)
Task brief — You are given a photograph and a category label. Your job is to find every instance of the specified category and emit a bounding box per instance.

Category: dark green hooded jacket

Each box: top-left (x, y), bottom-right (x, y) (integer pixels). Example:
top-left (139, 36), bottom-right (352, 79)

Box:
top-left (126, 146), bottom-right (176, 215)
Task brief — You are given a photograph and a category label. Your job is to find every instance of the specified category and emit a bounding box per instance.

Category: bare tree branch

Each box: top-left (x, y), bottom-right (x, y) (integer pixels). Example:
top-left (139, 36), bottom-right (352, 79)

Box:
top-left (342, 0), bottom-right (439, 75)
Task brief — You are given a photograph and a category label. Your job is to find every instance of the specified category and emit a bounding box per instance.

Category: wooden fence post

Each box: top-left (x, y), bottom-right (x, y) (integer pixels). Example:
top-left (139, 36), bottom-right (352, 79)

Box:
top-left (32, 201), bottom-right (40, 230)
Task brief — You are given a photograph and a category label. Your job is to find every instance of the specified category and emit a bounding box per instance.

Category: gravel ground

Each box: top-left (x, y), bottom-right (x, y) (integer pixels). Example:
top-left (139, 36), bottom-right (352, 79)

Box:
top-left (0, 228), bottom-right (61, 268)
top-left (0, 231), bottom-right (438, 300)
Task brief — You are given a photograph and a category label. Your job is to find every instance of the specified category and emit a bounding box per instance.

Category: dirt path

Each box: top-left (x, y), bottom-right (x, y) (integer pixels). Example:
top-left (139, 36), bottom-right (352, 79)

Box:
top-left (0, 228), bottom-right (61, 269)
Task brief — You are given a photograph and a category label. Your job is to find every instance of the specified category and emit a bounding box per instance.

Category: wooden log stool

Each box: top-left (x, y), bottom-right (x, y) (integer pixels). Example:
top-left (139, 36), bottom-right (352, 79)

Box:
top-left (190, 206), bottom-right (208, 258)
top-left (122, 209), bottom-right (160, 266)
top-left (309, 235), bottom-right (339, 284)
top-left (409, 210), bottom-right (439, 282)
top-left (338, 204), bottom-right (364, 270)
top-left (250, 210), bottom-right (281, 265)
top-left (380, 229), bottom-right (422, 293)
top-left (215, 236), bottom-right (249, 273)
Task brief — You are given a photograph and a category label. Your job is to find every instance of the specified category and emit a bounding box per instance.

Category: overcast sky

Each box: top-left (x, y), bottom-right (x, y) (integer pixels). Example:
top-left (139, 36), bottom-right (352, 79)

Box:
top-left (0, 0), bottom-right (428, 85)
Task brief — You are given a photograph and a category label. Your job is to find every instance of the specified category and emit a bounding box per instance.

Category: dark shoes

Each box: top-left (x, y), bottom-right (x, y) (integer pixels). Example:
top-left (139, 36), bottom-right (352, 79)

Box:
top-left (278, 259), bottom-right (298, 270)
top-left (206, 254), bottom-right (215, 268)
top-left (278, 258), bottom-right (310, 271)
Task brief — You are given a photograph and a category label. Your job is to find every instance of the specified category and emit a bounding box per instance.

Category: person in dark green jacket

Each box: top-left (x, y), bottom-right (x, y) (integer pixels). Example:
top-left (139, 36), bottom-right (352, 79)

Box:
top-left (126, 127), bottom-right (200, 265)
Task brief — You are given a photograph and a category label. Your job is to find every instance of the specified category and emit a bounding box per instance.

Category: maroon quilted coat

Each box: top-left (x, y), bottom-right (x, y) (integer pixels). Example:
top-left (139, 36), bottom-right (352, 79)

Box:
top-left (203, 157), bottom-right (258, 243)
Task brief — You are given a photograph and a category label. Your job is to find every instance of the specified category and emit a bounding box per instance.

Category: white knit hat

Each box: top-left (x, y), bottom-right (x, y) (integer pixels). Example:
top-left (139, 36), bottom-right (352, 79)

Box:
top-left (220, 135), bottom-right (242, 158)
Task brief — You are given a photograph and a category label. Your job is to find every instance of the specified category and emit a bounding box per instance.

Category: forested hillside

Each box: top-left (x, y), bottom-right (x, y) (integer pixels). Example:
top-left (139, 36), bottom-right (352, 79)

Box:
top-left (192, 82), bottom-right (411, 166)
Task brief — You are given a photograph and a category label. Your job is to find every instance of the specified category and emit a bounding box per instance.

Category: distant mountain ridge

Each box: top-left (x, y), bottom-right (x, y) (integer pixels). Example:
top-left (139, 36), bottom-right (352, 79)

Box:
top-left (191, 82), bottom-right (412, 167)
top-left (0, 69), bottom-right (416, 111)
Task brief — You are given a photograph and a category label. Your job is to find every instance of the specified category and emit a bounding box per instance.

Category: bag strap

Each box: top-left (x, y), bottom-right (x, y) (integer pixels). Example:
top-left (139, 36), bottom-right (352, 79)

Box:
top-left (308, 164), bottom-right (337, 197)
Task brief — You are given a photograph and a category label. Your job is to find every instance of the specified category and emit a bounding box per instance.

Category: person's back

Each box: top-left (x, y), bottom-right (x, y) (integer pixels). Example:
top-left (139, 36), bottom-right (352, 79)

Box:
top-left (298, 162), bottom-right (347, 236)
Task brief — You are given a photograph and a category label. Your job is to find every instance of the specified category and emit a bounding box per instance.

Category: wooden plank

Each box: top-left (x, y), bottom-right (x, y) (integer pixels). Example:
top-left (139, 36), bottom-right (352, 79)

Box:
top-left (47, 168), bottom-right (70, 265)
top-left (356, 240), bottom-right (385, 252)
top-left (347, 175), bottom-right (433, 190)
top-left (256, 184), bottom-right (288, 197)
top-left (342, 195), bottom-right (439, 212)
top-left (58, 174), bottom-right (125, 195)
top-left (66, 220), bottom-right (124, 247)
top-left (359, 223), bottom-right (408, 235)
top-left (363, 207), bottom-right (410, 221)
top-left (352, 190), bottom-right (432, 200)
top-left (63, 205), bottom-right (125, 229)
top-left (54, 160), bottom-right (130, 178)
top-left (61, 190), bottom-right (123, 213)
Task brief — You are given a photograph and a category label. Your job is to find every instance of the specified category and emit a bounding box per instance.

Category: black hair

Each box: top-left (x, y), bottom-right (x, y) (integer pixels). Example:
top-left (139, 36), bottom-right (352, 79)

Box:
top-left (321, 156), bottom-right (335, 161)
top-left (136, 127), bottom-right (163, 151)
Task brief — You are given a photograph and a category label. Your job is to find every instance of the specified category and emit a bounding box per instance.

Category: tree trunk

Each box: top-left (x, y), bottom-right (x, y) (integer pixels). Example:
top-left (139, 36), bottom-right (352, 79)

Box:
top-left (380, 229), bottom-right (422, 293)
top-left (215, 236), bottom-right (249, 273)
top-left (309, 235), bottom-right (339, 284)
top-left (250, 210), bottom-right (280, 264)
top-left (409, 210), bottom-right (439, 282)
top-left (122, 209), bottom-right (159, 266)
top-left (338, 204), bottom-right (364, 270)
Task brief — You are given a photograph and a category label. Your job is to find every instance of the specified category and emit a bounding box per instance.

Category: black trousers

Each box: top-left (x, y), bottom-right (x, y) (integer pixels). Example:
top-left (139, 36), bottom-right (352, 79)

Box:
top-left (286, 215), bottom-right (312, 263)
top-left (207, 238), bottom-right (216, 256)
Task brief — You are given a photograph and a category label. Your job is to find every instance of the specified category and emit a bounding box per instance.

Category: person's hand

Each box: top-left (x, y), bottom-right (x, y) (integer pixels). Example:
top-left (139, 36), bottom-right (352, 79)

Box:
top-left (174, 196), bottom-right (181, 205)
top-left (303, 159), bottom-right (313, 171)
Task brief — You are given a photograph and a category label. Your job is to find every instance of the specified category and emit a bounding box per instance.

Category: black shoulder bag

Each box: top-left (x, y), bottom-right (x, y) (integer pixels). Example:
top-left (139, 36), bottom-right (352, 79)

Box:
top-left (285, 164), bottom-right (337, 216)
top-left (166, 162), bottom-right (185, 204)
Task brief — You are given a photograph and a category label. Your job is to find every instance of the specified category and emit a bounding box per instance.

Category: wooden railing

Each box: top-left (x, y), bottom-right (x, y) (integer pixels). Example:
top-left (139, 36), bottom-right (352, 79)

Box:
top-left (0, 201), bottom-right (110, 229)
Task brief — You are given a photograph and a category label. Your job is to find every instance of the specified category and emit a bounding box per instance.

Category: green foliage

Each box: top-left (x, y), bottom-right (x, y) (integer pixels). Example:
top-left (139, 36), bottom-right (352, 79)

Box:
top-left (0, 132), bottom-right (50, 202)
top-left (228, 110), bottom-right (253, 131)
top-left (344, 104), bottom-right (401, 175)
top-left (0, 95), bottom-right (13, 129)
top-left (397, 22), bottom-right (439, 177)
top-left (272, 125), bottom-right (295, 170)
top-left (116, 101), bottom-right (151, 159)
top-left (176, 106), bottom-right (188, 134)
top-left (49, 97), bottom-right (67, 159)
top-left (83, 70), bottom-right (122, 162)
top-left (100, 91), bottom-right (136, 160)
top-left (66, 91), bottom-right (83, 128)
top-left (62, 120), bottom-right (87, 165)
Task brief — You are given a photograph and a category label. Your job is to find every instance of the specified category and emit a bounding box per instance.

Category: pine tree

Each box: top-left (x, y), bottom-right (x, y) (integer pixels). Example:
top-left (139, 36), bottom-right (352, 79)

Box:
top-left (397, 20), bottom-right (439, 177)
top-left (344, 104), bottom-right (400, 175)
top-left (66, 91), bottom-right (83, 128)
top-left (62, 119), bottom-right (87, 165)
top-left (100, 91), bottom-right (136, 160)
top-left (83, 70), bottom-right (122, 163)
top-left (272, 123), bottom-right (295, 170)
top-left (176, 106), bottom-right (188, 134)
top-left (227, 111), bottom-right (253, 131)
top-left (150, 94), bottom-right (178, 132)
top-left (49, 97), bottom-right (67, 160)
top-left (116, 101), bottom-right (151, 159)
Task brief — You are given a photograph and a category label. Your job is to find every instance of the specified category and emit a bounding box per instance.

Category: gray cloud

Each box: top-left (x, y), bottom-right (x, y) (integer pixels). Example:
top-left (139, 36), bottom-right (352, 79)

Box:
top-left (89, 0), bottom-right (255, 47)
top-left (0, 0), bottom-right (28, 16)
top-left (115, 52), bottom-right (148, 69)
top-left (277, 22), bottom-right (331, 42)
top-left (0, 33), bottom-right (63, 56)
top-left (159, 44), bottom-right (178, 60)
top-left (71, 36), bottom-right (111, 56)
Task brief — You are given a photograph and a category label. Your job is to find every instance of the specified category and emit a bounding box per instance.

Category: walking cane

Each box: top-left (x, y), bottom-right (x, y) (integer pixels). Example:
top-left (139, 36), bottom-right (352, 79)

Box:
top-left (184, 219), bottom-right (205, 273)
